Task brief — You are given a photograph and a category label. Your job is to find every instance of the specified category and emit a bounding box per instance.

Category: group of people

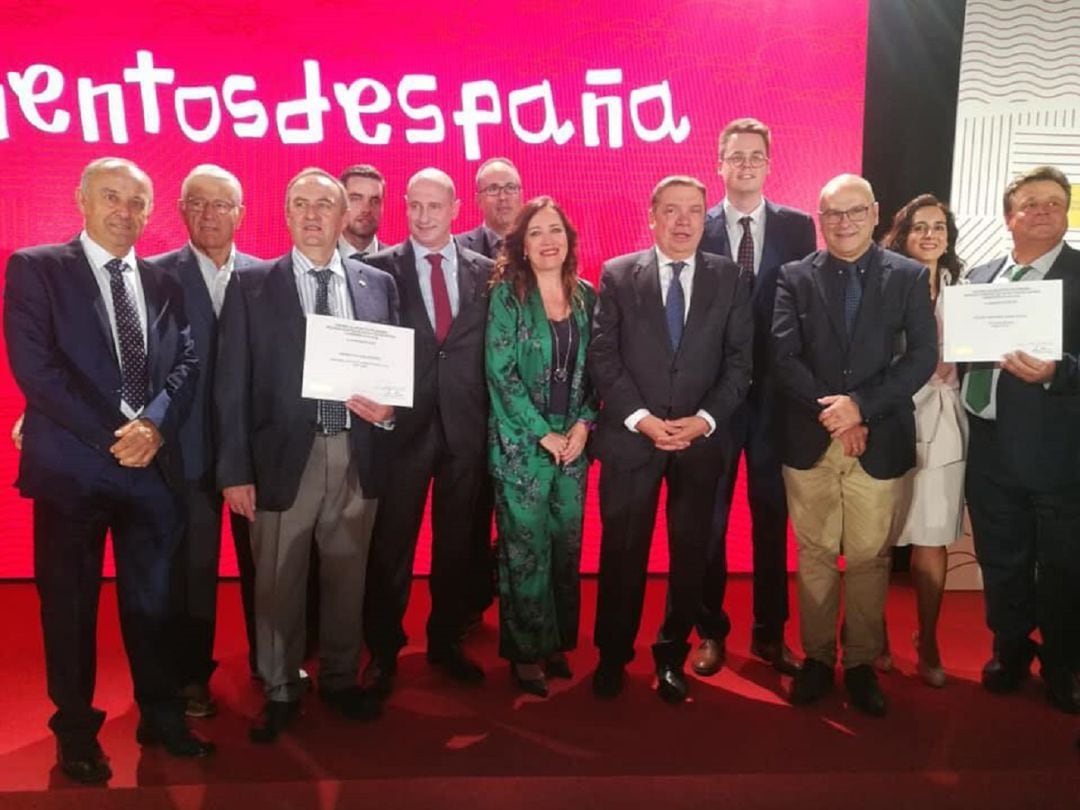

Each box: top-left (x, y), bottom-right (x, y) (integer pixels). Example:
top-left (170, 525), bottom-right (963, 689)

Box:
top-left (4, 115), bottom-right (1078, 786)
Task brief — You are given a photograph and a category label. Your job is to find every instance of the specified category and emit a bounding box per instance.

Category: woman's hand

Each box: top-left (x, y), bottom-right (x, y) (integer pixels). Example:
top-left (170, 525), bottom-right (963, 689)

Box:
top-left (561, 421), bottom-right (590, 464)
top-left (539, 432), bottom-right (567, 461)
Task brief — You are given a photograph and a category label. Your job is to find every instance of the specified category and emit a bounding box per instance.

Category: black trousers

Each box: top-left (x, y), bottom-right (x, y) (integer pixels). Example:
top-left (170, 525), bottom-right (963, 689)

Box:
top-left (34, 465), bottom-right (184, 753)
top-left (696, 398), bottom-right (789, 643)
top-left (364, 421), bottom-right (487, 659)
top-left (595, 449), bottom-right (724, 667)
top-left (966, 417), bottom-right (1080, 673)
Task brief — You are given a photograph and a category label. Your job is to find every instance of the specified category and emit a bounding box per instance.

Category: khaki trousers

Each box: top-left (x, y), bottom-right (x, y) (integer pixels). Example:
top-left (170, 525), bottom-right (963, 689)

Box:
top-left (783, 440), bottom-right (903, 668)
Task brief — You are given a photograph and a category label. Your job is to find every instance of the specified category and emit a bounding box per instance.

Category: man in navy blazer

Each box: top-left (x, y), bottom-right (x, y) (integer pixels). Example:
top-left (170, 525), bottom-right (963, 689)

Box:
top-left (4, 157), bottom-right (210, 783)
top-left (455, 157), bottom-right (523, 260)
top-left (148, 164), bottom-right (259, 717)
top-left (215, 168), bottom-right (399, 742)
top-left (695, 117), bottom-right (816, 677)
top-left (960, 166), bottom-right (1080, 713)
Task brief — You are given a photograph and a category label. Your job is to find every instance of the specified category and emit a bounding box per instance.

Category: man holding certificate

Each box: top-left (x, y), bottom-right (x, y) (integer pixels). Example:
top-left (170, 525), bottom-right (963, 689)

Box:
top-left (961, 166), bottom-right (1080, 714)
top-left (215, 168), bottom-right (400, 742)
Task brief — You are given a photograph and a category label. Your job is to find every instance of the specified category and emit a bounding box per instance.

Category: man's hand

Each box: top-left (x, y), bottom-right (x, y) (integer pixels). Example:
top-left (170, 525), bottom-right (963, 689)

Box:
top-left (1002, 350), bottom-right (1056, 384)
top-left (110, 418), bottom-right (163, 467)
top-left (637, 414), bottom-right (689, 451)
top-left (11, 413), bottom-right (23, 451)
top-left (561, 421), bottom-right (590, 464)
top-left (540, 432), bottom-right (568, 461)
top-left (835, 424), bottom-right (869, 457)
top-left (345, 394), bottom-right (394, 424)
top-left (817, 394), bottom-right (863, 436)
top-left (223, 484), bottom-right (257, 522)
top-left (662, 415), bottom-right (710, 449)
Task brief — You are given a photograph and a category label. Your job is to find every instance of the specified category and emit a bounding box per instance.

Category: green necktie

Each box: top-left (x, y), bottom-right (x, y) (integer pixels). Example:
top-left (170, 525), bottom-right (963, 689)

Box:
top-left (963, 264), bottom-right (1034, 412)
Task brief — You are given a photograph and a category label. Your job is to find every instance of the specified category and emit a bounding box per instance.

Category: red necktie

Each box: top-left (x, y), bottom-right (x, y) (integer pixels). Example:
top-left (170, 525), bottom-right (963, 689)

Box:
top-left (427, 252), bottom-right (453, 343)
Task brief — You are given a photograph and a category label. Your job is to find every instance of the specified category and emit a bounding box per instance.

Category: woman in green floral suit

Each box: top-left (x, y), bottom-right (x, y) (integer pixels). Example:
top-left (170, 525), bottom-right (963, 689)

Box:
top-left (486, 196), bottom-right (597, 697)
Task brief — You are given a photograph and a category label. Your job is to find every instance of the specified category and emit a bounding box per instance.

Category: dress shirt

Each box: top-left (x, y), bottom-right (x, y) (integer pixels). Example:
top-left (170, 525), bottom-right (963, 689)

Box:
top-left (722, 197), bottom-right (766, 274)
top-left (337, 235), bottom-right (382, 261)
top-left (961, 240), bottom-right (1064, 420)
top-left (190, 241), bottom-right (235, 317)
top-left (410, 238), bottom-right (460, 328)
top-left (80, 230), bottom-right (146, 419)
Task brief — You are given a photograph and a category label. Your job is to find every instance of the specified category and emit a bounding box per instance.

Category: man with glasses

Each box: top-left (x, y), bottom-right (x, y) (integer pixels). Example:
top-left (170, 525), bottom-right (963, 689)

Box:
top-left (148, 165), bottom-right (260, 716)
top-left (339, 164), bottom-right (388, 259)
top-left (772, 174), bottom-right (936, 716)
top-left (457, 157), bottom-right (523, 259)
top-left (694, 117), bottom-right (816, 678)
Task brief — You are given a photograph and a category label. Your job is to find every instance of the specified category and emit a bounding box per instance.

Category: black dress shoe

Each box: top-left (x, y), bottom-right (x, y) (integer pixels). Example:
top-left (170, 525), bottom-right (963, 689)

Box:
top-left (427, 645), bottom-right (485, 683)
top-left (982, 648), bottom-right (1036, 694)
top-left (592, 660), bottom-right (625, 699)
top-left (790, 658), bottom-right (834, 705)
top-left (750, 638), bottom-right (801, 676)
top-left (844, 664), bottom-right (887, 717)
top-left (320, 685), bottom-right (383, 721)
top-left (544, 654), bottom-right (573, 680)
top-left (249, 700), bottom-right (301, 744)
top-left (655, 663), bottom-right (689, 704)
top-left (691, 639), bottom-right (725, 676)
top-left (361, 657), bottom-right (397, 699)
top-left (57, 742), bottom-right (111, 785)
top-left (1043, 669), bottom-right (1080, 715)
top-left (512, 665), bottom-right (549, 698)
top-left (136, 721), bottom-right (216, 757)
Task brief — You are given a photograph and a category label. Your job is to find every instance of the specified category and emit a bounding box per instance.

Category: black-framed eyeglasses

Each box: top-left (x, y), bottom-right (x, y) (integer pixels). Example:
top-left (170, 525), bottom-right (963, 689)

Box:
top-left (820, 204), bottom-right (871, 225)
top-left (721, 152), bottom-right (769, 168)
top-left (480, 182), bottom-right (522, 197)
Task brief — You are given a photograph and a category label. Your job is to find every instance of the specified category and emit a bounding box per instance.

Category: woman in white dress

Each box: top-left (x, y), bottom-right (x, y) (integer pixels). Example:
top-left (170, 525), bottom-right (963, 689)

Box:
top-left (880, 194), bottom-right (967, 687)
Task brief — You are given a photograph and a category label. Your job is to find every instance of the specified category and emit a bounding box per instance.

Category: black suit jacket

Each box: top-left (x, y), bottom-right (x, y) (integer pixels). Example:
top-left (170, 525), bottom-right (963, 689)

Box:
top-left (214, 254), bottom-right (399, 509)
top-left (4, 237), bottom-right (198, 499)
top-left (962, 242), bottom-right (1080, 490)
top-left (587, 248), bottom-right (754, 470)
top-left (455, 225), bottom-right (499, 260)
top-left (772, 244), bottom-right (937, 479)
top-left (148, 245), bottom-right (259, 481)
top-left (364, 240), bottom-right (493, 460)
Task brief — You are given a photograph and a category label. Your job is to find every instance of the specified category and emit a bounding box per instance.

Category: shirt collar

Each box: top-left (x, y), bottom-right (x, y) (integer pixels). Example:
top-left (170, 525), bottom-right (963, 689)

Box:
top-left (655, 246), bottom-right (696, 273)
top-left (722, 197), bottom-right (766, 226)
top-left (1006, 240), bottom-right (1065, 277)
top-left (410, 237), bottom-right (455, 264)
top-left (292, 246), bottom-right (345, 278)
top-left (189, 241), bottom-right (235, 272)
top-left (80, 230), bottom-right (137, 272)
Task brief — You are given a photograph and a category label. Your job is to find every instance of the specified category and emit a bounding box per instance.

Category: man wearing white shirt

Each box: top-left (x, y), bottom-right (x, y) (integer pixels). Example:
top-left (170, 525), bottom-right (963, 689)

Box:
top-left (338, 164), bottom-right (388, 259)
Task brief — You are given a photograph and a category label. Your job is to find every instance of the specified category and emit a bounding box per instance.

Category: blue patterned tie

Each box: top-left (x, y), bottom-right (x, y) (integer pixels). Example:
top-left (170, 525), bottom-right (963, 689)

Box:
top-left (665, 261), bottom-right (686, 351)
top-left (104, 258), bottom-right (148, 412)
top-left (843, 261), bottom-right (862, 337)
top-left (310, 268), bottom-right (348, 434)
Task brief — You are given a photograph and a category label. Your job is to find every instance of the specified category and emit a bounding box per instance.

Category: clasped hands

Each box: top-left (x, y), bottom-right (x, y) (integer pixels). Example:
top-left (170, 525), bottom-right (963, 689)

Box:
top-left (636, 414), bottom-right (710, 452)
top-left (817, 394), bottom-right (867, 458)
top-left (110, 418), bottom-right (163, 467)
top-left (539, 422), bottom-right (590, 465)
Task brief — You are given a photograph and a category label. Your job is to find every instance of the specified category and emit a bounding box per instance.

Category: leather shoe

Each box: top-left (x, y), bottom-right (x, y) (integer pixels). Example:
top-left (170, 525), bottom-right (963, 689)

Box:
top-left (844, 664), bottom-right (887, 717)
top-left (181, 683), bottom-right (218, 718)
top-left (321, 685), bottom-right (383, 721)
top-left (428, 645), bottom-right (485, 683)
top-left (691, 639), bottom-right (725, 676)
top-left (981, 642), bottom-right (1037, 694)
top-left (1043, 669), bottom-right (1080, 715)
top-left (592, 660), bottom-right (625, 699)
top-left (136, 720), bottom-right (216, 757)
top-left (512, 664), bottom-right (549, 698)
top-left (361, 657), bottom-right (397, 699)
top-left (544, 654), bottom-right (573, 680)
top-left (750, 638), bottom-right (801, 676)
top-left (790, 658), bottom-right (834, 705)
top-left (57, 741), bottom-right (111, 784)
top-left (655, 663), bottom-right (689, 704)
top-left (249, 700), bottom-right (301, 744)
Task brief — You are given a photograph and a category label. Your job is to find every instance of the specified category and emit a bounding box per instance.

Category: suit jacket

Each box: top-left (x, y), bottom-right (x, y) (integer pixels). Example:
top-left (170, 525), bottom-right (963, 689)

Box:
top-left (4, 237), bottom-right (198, 499)
top-left (772, 244), bottom-right (937, 479)
top-left (365, 240), bottom-right (493, 460)
top-left (962, 242), bottom-right (1080, 490)
top-left (214, 253), bottom-right (399, 510)
top-left (587, 248), bottom-right (754, 471)
top-left (456, 225), bottom-right (500, 260)
top-left (148, 244), bottom-right (259, 482)
top-left (702, 200), bottom-right (816, 395)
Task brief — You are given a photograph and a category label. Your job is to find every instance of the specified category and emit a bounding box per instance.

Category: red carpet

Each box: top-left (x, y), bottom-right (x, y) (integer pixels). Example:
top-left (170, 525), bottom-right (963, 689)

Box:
top-left (0, 577), bottom-right (1077, 809)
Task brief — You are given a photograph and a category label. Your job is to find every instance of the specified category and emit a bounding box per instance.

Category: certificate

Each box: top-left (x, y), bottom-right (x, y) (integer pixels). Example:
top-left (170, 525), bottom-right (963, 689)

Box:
top-left (301, 314), bottom-right (414, 407)
top-left (942, 280), bottom-right (1062, 363)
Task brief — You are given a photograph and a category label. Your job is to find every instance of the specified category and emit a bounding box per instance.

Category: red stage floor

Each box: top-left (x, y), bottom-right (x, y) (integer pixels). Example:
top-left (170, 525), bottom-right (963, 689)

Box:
top-left (0, 576), bottom-right (1077, 809)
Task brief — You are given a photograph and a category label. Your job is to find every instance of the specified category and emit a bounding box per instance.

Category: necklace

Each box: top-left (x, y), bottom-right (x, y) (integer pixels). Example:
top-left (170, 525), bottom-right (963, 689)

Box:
top-left (550, 316), bottom-right (574, 383)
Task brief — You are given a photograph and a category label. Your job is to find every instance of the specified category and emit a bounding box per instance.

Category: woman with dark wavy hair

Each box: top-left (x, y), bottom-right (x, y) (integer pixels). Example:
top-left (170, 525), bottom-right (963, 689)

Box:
top-left (879, 194), bottom-right (967, 687)
top-left (485, 196), bottom-right (597, 697)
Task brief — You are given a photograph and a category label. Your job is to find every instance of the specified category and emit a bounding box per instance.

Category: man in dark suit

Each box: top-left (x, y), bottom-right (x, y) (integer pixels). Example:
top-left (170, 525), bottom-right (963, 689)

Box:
top-left (587, 175), bottom-right (753, 704)
top-left (4, 157), bottom-right (212, 783)
top-left (695, 117), bottom-right (816, 677)
top-left (363, 168), bottom-right (494, 693)
top-left (456, 157), bottom-right (523, 259)
top-left (148, 164), bottom-right (259, 716)
top-left (961, 166), bottom-right (1080, 714)
top-left (215, 168), bottom-right (399, 742)
top-left (772, 174), bottom-right (936, 716)
top-left (338, 164), bottom-right (388, 259)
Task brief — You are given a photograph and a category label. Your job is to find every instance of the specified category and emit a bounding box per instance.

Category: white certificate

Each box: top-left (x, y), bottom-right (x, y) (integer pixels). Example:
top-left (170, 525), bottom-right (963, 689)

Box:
top-left (942, 280), bottom-right (1062, 362)
top-left (301, 314), bottom-right (414, 407)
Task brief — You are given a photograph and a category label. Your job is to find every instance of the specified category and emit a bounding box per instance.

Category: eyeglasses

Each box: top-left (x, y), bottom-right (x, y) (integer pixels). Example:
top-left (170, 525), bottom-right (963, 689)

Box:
top-left (721, 152), bottom-right (769, 168)
top-left (910, 222), bottom-right (947, 236)
top-left (820, 204), bottom-right (872, 225)
top-left (480, 182), bottom-right (522, 197)
top-left (184, 197), bottom-right (238, 215)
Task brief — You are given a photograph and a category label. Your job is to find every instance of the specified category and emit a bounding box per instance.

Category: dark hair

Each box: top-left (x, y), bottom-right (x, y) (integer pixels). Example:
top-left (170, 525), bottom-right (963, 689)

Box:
top-left (339, 164), bottom-right (385, 189)
top-left (489, 196), bottom-right (580, 308)
top-left (650, 175), bottom-right (707, 208)
top-left (1002, 165), bottom-right (1071, 215)
top-left (719, 117), bottom-right (771, 157)
top-left (882, 193), bottom-right (963, 288)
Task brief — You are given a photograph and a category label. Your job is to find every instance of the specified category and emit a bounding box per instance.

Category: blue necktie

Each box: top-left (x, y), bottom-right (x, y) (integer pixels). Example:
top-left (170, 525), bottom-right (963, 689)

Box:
top-left (104, 258), bottom-right (148, 412)
top-left (310, 268), bottom-right (348, 434)
top-left (666, 261), bottom-right (686, 351)
top-left (843, 262), bottom-right (862, 337)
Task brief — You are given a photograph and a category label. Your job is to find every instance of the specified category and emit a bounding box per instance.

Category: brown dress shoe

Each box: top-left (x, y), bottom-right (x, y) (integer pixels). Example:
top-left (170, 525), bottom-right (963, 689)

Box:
top-left (691, 639), bottom-right (725, 676)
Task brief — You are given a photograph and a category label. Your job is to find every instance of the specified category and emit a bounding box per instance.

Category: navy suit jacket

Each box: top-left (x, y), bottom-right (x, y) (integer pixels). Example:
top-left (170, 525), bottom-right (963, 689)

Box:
top-left (214, 253), bottom-right (399, 509)
top-left (4, 237), bottom-right (198, 499)
top-left (772, 245), bottom-right (937, 480)
top-left (962, 242), bottom-right (1080, 490)
top-left (148, 245), bottom-right (260, 482)
top-left (455, 225), bottom-right (499, 260)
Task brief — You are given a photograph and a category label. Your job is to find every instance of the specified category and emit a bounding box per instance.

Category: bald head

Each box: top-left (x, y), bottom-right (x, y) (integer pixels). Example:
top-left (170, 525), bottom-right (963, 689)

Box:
top-left (818, 173), bottom-right (879, 262)
top-left (405, 167), bottom-right (460, 250)
top-left (76, 157), bottom-right (153, 257)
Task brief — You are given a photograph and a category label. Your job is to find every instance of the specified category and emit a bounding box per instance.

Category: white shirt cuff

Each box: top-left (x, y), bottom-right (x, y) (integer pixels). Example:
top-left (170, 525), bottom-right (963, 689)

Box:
top-left (625, 409), bottom-right (650, 432)
top-left (696, 409), bottom-right (716, 436)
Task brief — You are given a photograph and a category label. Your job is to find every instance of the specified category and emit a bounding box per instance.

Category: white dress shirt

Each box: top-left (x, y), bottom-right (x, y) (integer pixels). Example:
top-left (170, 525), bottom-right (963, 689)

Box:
top-left (190, 242), bottom-right (235, 317)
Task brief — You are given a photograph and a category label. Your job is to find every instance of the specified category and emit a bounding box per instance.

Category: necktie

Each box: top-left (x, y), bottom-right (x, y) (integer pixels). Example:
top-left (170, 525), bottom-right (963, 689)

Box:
top-left (736, 216), bottom-right (754, 275)
top-left (843, 262), bottom-right (862, 337)
top-left (665, 261), bottom-right (686, 351)
top-left (963, 264), bottom-right (1034, 413)
top-left (310, 268), bottom-right (348, 434)
top-left (427, 253), bottom-right (453, 343)
top-left (104, 258), bottom-right (148, 412)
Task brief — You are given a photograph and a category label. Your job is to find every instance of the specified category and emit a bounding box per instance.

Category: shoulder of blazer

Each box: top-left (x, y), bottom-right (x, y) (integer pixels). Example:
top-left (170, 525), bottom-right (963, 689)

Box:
top-left (458, 242), bottom-right (494, 270)
top-left (145, 245), bottom-right (187, 274)
top-left (765, 200), bottom-right (814, 224)
top-left (342, 255), bottom-right (394, 288)
top-left (601, 249), bottom-right (651, 277)
top-left (1051, 241), bottom-right (1080, 273)
top-left (698, 250), bottom-right (739, 275)
top-left (964, 256), bottom-right (1006, 284)
top-left (876, 246), bottom-right (924, 276)
top-left (233, 255), bottom-right (281, 287)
